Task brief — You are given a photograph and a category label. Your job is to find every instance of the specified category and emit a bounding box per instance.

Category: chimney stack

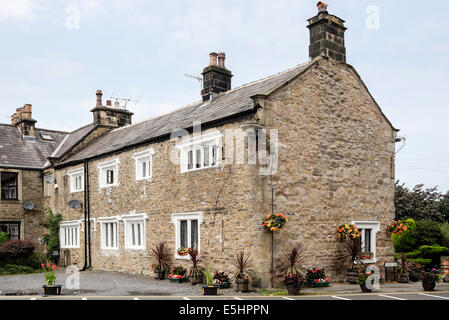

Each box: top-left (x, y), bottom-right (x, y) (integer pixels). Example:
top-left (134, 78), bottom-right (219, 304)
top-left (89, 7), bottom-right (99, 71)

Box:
top-left (90, 90), bottom-right (133, 128)
top-left (11, 104), bottom-right (37, 137)
top-left (307, 2), bottom-right (347, 63)
top-left (201, 52), bottom-right (233, 102)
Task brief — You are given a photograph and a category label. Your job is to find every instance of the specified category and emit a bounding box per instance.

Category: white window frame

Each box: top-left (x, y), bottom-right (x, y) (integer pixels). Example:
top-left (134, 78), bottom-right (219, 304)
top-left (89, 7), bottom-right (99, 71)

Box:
top-left (98, 216), bottom-right (120, 250)
top-left (67, 168), bottom-right (84, 193)
top-left (43, 175), bottom-right (53, 197)
top-left (122, 213), bottom-right (147, 250)
top-left (352, 221), bottom-right (380, 264)
top-left (177, 131), bottom-right (222, 173)
top-left (60, 220), bottom-right (81, 249)
top-left (171, 212), bottom-right (202, 260)
top-left (132, 148), bottom-right (155, 181)
top-left (97, 159), bottom-right (120, 189)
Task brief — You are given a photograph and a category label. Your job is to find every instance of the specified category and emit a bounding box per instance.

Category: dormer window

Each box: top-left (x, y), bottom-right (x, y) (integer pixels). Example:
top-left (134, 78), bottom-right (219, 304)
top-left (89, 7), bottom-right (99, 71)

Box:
top-left (132, 148), bottom-right (155, 181)
top-left (67, 168), bottom-right (84, 193)
top-left (97, 159), bottom-right (120, 189)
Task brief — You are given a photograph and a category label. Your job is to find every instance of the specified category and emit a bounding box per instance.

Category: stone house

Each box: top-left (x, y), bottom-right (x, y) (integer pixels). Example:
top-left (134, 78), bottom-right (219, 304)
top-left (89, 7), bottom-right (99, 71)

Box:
top-left (1, 5), bottom-right (398, 287)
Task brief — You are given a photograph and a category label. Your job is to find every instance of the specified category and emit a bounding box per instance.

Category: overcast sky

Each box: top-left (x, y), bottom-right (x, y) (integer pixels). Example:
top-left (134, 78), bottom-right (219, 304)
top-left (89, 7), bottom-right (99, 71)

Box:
top-left (0, 0), bottom-right (448, 193)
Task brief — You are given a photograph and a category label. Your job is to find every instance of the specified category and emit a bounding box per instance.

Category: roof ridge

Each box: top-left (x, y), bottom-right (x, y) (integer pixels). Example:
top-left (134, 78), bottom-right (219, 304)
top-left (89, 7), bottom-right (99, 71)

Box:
top-left (36, 127), bottom-right (69, 134)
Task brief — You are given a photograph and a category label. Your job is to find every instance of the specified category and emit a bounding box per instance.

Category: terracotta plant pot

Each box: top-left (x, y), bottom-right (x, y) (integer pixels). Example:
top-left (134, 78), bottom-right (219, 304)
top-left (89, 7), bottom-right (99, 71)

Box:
top-left (286, 285), bottom-right (301, 295)
top-left (42, 285), bottom-right (62, 296)
top-left (360, 283), bottom-right (372, 293)
top-left (236, 280), bottom-right (249, 293)
top-left (422, 280), bottom-right (436, 291)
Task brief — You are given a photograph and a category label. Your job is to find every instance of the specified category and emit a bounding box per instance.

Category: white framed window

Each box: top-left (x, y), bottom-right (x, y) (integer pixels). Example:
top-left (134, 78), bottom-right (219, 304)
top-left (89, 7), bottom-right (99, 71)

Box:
top-left (99, 217), bottom-right (119, 250)
top-left (171, 212), bottom-right (202, 259)
top-left (43, 175), bottom-right (53, 197)
top-left (177, 131), bottom-right (222, 173)
top-left (352, 221), bottom-right (380, 263)
top-left (60, 221), bottom-right (81, 249)
top-left (122, 213), bottom-right (147, 250)
top-left (132, 148), bottom-right (155, 181)
top-left (67, 168), bottom-right (84, 193)
top-left (97, 159), bottom-right (120, 189)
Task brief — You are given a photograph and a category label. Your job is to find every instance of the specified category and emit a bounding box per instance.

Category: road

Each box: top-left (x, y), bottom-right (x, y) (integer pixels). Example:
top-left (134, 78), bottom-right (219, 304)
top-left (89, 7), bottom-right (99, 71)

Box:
top-left (1, 291), bottom-right (449, 301)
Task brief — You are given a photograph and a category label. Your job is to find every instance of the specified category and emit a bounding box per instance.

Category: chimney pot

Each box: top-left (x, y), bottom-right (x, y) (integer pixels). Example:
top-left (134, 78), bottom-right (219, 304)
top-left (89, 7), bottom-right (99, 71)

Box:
top-left (96, 90), bottom-right (103, 106)
top-left (209, 52), bottom-right (218, 66)
top-left (317, 1), bottom-right (328, 13)
top-left (106, 100), bottom-right (112, 106)
top-left (217, 52), bottom-right (226, 68)
top-left (114, 101), bottom-right (120, 108)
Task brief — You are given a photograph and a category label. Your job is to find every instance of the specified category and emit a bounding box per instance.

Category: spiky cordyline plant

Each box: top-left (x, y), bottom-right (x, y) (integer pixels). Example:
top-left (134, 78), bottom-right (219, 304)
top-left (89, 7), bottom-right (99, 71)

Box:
top-left (337, 238), bottom-right (363, 271)
top-left (278, 245), bottom-right (304, 276)
top-left (188, 248), bottom-right (203, 278)
top-left (151, 242), bottom-right (170, 272)
top-left (232, 251), bottom-right (254, 283)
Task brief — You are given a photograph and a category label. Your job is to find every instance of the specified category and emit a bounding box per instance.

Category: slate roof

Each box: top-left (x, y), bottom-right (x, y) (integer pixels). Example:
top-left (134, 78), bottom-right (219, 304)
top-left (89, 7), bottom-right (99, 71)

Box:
top-left (0, 124), bottom-right (67, 169)
top-left (56, 59), bottom-right (316, 167)
top-left (52, 124), bottom-right (95, 159)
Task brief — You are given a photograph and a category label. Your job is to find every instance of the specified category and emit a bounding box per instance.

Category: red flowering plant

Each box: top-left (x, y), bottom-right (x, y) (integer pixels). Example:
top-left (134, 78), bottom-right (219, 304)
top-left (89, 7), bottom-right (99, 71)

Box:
top-left (337, 224), bottom-right (361, 241)
top-left (386, 220), bottom-right (408, 236)
top-left (263, 213), bottom-right (288, 232)
top-left (168, 266), bottom-right (188, 280)
top-left (40, 260), bottom-right (57, 286)
top-left (283, 273), bottom-right (304, 288)
top-left (306, 268), bottom-right (330, 287)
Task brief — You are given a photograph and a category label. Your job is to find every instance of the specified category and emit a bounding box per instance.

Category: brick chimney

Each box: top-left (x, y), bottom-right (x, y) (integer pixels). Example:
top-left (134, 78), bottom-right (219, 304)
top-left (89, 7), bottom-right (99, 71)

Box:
top-left (201, 52), bottom-right (233, 102)
top-left (11, 104), bottom-right (37, 137)
top-left (307, 2), bottom-right (347, 62)
top-left (90, 90), bottom-right (133, 127)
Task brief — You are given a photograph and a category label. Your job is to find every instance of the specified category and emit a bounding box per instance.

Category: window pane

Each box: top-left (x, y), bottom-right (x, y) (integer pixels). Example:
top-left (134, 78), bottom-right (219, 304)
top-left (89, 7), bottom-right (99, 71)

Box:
top-left (180, 220), bottom-right (188, 248)
top-left (211, 146), bottom-right (217, 166)
top-left (195, 149), bottom-right (201, 168)
top-left (131, 223), bottom-right (135, 246)
top-left (142, 161), bottom-right (146, 178)
top-left (105, 224), bottom-right (109, 247)
top-left (137, 223), bottom-right (141, 246)
top-left (191, 220), bottom-right (198, 249)
top-left (365, 229), bottom-right (371, 252)
top-left (203, 146), bottom-right (209, 167)
top-left (1, 172), bottom-right (18, 200)
top-left (188, 151), bottom-right (193, 170)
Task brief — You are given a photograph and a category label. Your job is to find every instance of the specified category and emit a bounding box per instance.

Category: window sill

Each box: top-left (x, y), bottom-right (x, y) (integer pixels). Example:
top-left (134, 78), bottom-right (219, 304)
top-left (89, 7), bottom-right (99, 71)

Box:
top-left (181, 166), bottom-right (219, 174)
top-left (360, 258), bottom-right (377, 264)
top-left (175, 255), bottom-right (190, 260)
top-left (99, 184), bottom-right (119, 189)
top-left (101, 248), bottom-right (119, 251)
top-left (125, 247), bottom-right (146, 251)
top-left (61, 247), bottom-right (80, 249)
top-left (69, 190), bottom-right (84, 194)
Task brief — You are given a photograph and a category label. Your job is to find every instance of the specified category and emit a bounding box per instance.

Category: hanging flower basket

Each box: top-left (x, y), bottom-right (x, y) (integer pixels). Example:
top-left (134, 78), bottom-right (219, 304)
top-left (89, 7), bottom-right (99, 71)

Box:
top-left (337, 224), bottom-right (361, 241)
top-left (263, 213), bottom-right (288, 232)
top-left (386, 220), bottom-right (408, 236)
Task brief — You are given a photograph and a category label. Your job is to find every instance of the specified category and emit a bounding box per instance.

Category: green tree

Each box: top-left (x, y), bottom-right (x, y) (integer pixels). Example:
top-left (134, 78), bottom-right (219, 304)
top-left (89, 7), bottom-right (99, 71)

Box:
top-left (395, 181), bottom-right (444, 222)
top-left (415, 220), bottom-right (444, 247)
top-left (392, 219), bottom-right (417, 253)
top-left (438, 191), bottom-right (449, 223)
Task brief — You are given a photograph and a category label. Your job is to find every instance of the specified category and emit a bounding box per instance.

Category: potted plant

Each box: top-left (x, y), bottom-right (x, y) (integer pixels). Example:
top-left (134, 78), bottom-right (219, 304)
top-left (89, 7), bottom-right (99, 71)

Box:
top-left (213, 272), bottom-right (231, 289)
top-left (397, 253), bottom-right (410, 283)
top-left (358, 270), bottom-right (378, 293)
top-left (421, 268), bottom-right (440, 291)
top-left (443, 274), bottom-right (449, 283)
top-left (151, 242), bottom-right (170, 280)
top-left (187, 248), bottom-right (203, 285)
top-left (232, 251), bottom-right (254, 293)
top-left (41, 261), bottom-right (61, 296)
top-left (407, 262), bottom-right (422, 282)
top-left (278, 246), bottom-right (304, 295)
top-left (177, 247), bottom-right (190, 256)
top-left (337, 236), bottom-right (363, 284)
top-left (202, 268), bottom-right (219, 295)
top-left (306, 268), bottom-right (330, 287)
top-left (168, 266), bottom-right (188, 283)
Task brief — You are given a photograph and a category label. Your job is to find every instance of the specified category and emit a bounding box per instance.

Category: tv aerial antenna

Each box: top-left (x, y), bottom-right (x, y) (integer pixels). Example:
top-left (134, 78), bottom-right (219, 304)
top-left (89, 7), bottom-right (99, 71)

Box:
top-left (110, 93), bottom-right (140, 108)
top-left (184, 74), bottom-right (203, 89)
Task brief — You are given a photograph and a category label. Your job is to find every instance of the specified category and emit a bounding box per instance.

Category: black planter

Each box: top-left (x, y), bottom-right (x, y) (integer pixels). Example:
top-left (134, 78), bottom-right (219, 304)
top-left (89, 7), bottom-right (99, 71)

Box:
top-left (191, 275), bottom-right (203, 285)
top-left (408, 271), bottom-right (420, 282)
top-left (422, 280), bottom-right (436, 291)
top-left (397, 272), bottom-right (409, 283)
top-left (203, 286), bottom-right (219, 296)
top-left (286, 285), bottom-right (301, 295)
top-left (236, 280), bottom-right (249, 293)
top-left (154, 270), bottom-right (166, 280)
top-left (42, 285), bottom-right (62, 296)
top-left (360, 283), bottom-right (372, 293)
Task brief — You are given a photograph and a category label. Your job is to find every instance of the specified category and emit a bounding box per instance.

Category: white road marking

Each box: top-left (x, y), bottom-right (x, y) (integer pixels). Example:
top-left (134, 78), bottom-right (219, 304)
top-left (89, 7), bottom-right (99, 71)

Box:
top-left (283, 297), bottom-right (295, 300)
top-left (331, 296), bottom-right (352, 300)
top-left (183, 297), bottom-right (190, 300)
top-left (133, 297), bottom-right (139, 300)
top-left (378, 294), bottom-right (407, 300)
top-left (30, 298), bottom-right (37, 300)
top-left (234, 297), bottom-right (243, 300)
top-left (82, 297), bottom-right (87, 300)
top-left (419, 293), bottom-right (449, 300)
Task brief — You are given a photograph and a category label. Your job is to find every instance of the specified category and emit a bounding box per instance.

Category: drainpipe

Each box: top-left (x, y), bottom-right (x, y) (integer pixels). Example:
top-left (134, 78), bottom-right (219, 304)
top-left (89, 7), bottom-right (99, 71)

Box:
top-left (80, 159), bottom-right (92, 271)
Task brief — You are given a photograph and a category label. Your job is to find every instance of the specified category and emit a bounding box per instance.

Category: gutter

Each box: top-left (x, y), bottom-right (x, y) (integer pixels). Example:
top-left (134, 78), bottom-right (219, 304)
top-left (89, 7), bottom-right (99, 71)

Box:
top-left (80, 159), bottom-right (92, 271)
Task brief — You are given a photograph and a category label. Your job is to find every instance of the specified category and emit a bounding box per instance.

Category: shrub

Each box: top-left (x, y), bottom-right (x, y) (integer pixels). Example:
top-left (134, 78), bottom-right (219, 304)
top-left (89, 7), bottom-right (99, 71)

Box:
top-left (0, 240), bottom-right (35, 262)
top-left (392, 219), bottom-right (417, 252)
top-left (0, 264), bottom-right (36, 275)
top-left (415, 220), bottom-right (444, 248)
top-left (43, 211), bottom-right (62, 262)
top-left (441, 223), bottom-right (449, 248)
top-left (0, 232), bottom-right (8, 246)
top-left (407, 244), bottom-right (449, 268)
